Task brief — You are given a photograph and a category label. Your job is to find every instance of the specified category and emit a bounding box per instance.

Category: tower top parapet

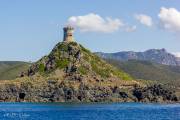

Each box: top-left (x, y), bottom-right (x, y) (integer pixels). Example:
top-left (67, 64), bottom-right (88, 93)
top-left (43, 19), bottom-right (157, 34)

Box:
top-left (63, 26), bottom-right (74, 42)
top-left (63, 26), bottom-right (74, 31)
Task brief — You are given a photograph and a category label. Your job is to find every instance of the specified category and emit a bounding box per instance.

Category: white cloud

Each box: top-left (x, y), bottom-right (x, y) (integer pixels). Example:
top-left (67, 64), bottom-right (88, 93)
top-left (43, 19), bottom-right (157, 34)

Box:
top-left (172, 52), bottom-right (180, 58)
top-left (125, 25), bottom-right (137, 32)
top-left (158, 7), bottom-right (180, 32)
top-left (135, 14), bottom-right (153, 27)
top-left (67, 13), bottom-right (124, 33)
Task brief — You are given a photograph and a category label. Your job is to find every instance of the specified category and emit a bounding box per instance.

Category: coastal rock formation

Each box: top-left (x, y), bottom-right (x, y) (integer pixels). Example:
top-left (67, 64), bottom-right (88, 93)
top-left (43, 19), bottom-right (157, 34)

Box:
top-left (133, 84), bottom-right (178, 102)
top-left (0, 78), bottom-right (178, 103)
top-left (0, 41), bottom-right (178, 103)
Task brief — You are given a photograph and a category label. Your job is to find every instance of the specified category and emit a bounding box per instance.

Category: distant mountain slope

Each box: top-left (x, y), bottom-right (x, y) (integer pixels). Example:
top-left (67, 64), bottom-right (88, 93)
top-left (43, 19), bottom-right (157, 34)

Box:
top-left (96, 48), bottom-right (180, 66)
top-left (105, 59), bottom-right (180, 87)
top-left (0, 61), bottom-right (30, 80)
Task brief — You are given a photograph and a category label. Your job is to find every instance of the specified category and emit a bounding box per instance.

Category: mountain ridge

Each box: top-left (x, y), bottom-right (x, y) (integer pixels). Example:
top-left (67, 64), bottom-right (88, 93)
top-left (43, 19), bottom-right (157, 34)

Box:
top-left (96, 48), bottom-right (180, 66)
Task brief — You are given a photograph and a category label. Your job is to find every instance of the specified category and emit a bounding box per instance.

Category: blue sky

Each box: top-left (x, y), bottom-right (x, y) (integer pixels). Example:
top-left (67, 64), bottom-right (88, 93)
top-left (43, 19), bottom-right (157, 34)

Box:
top-left (0, 0), bottom-right (180, 61)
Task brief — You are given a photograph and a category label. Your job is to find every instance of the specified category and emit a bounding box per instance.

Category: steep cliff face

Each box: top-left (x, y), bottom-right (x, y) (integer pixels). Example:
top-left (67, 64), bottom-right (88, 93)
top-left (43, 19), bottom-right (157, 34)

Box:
top-left (96, 48), bottom-right (180, 66)
top-left (0, 78), bottom-right (178, 103)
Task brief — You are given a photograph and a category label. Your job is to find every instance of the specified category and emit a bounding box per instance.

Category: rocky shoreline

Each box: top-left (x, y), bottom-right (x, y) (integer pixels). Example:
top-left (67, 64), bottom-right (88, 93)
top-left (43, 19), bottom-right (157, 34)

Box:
top-left (0, 77), bottom-right (178, 103)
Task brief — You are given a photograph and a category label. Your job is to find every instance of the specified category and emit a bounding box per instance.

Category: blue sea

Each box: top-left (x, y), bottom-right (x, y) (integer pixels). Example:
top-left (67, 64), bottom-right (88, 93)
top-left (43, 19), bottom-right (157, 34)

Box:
top-left (0, 102), bottom-right (179, 120)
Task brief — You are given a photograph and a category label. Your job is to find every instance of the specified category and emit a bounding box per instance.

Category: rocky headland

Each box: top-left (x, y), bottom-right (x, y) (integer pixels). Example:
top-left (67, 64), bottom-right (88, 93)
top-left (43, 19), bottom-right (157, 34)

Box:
top-left (0, 41), bottom-right (179, 103)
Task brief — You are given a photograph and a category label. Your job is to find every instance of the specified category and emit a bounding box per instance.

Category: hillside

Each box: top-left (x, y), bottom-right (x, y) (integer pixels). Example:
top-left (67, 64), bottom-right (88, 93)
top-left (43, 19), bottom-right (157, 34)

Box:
top-left (0, 61), bottom-right (30, 80)
top-left (96, 48), bottom-right (180, 66)
top-left (105, 59), bottom-right (180, 87)
top-left (23, 41), bottom-right (132, 80)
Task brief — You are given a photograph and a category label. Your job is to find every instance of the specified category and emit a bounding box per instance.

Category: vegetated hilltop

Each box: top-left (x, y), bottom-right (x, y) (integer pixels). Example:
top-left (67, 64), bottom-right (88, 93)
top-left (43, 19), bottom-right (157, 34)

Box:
top-left (0, 41), bottom-right (178, 103)
top-left (24, 41), bottom-right (132, 80)
top-left (0, 61), bottom-right (30, 80)
top-left (96, 48), bottom-right (180, 66)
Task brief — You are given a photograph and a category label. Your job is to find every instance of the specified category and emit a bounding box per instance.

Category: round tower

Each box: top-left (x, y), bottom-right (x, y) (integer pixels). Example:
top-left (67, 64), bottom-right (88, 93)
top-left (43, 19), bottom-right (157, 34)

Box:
top-left (63, 26), bottom-right (74, 42)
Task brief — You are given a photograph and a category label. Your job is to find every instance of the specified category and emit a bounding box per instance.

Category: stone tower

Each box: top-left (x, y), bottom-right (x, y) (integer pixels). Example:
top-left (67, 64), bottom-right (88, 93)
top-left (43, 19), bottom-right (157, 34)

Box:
top-left (63, 26), bottom-right (74, 42)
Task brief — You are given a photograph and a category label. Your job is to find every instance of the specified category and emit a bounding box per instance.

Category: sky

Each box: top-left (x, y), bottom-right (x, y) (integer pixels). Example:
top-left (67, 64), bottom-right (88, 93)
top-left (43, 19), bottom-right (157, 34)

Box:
top-left (0, 0), bottom-right (180, 61)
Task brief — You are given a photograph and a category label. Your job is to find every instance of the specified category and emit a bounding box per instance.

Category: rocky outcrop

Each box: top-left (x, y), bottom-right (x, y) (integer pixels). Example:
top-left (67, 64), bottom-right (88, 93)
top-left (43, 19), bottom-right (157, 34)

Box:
top-left (21, 41), bottom-right (132, 81)
top-left (0, 79), bottom-right (178, 103)
top-left (21, 42), bottom-right (82, 77)
top-left (133, 84), bottom-right (178, 102)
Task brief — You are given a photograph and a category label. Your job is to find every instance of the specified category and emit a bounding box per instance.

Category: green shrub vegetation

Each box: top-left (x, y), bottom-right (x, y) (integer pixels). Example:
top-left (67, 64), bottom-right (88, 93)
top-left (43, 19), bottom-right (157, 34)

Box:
top-left (39, 63), bottom-right (45, 73)
top-left (89, 53), bottom-right (132, 80)
top-left (78, 66), bottom-right (88, 75)
top-left (56, 59), bottom-right (69, 69)
top-left (80, 44), bottom-right (91, 54)
top-left (106, 59), bottom-right (180, 87)
top-left (69, 42), bottom-right (78, 46)
top-left (58, 43), bottom-right (68, 51)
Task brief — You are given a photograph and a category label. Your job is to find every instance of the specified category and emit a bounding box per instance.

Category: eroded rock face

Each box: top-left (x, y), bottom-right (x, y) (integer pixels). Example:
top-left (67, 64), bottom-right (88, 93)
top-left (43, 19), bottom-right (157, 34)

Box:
top-left (0, 80), bottom-right (178, 103)
top-left (24, 42), bottom-right (83, 77)
top-left (133, 85), bottom-right (178, 102)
